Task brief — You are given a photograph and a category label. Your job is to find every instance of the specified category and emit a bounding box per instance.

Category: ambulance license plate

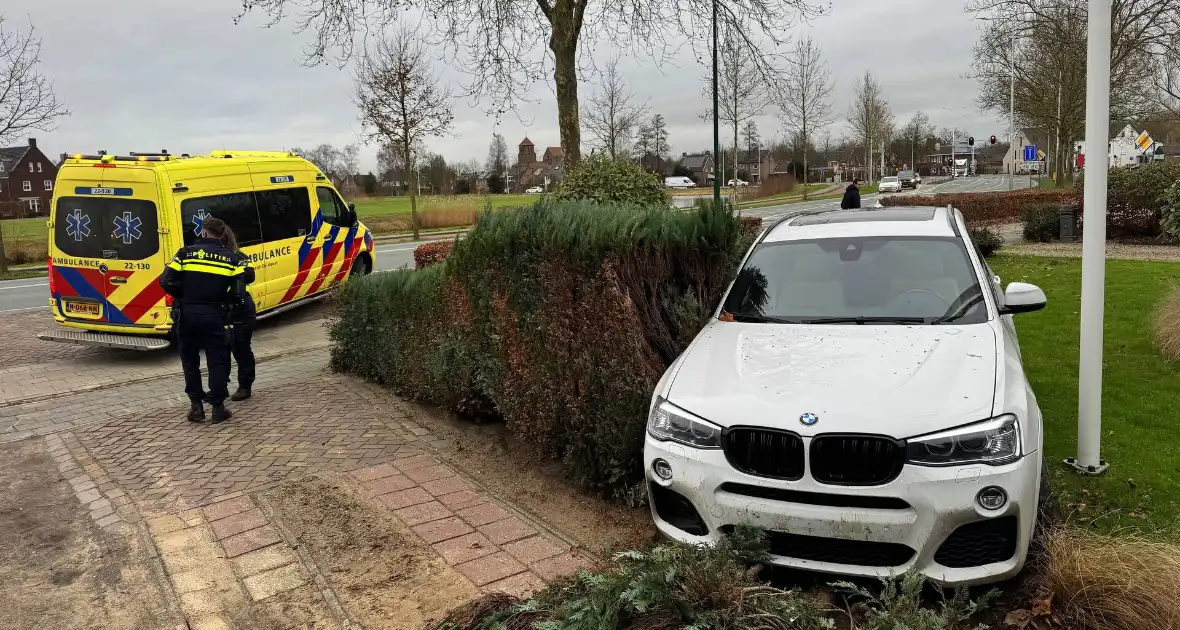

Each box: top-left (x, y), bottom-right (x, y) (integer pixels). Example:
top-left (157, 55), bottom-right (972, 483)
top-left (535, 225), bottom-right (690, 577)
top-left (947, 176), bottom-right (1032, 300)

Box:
top-left (64, 300), bottom-right (101, 317)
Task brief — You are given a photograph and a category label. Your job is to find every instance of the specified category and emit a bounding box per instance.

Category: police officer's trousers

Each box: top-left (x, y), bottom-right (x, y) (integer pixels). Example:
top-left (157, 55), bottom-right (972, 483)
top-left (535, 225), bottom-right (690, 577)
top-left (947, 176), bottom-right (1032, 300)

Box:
top-left (227, 318), bottom-right (255, 390)
top-left (177, 307), bottom-right (230, 405)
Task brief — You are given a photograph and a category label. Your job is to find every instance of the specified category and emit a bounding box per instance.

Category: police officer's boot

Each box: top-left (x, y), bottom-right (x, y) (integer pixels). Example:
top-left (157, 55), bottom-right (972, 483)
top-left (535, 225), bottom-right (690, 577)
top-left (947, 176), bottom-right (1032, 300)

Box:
top-left (230, 387), bottom-right (251, 401)
top-left (187, 402), bottom-right (205, 423)
top-left (211, 403), bottom-right (232, 424)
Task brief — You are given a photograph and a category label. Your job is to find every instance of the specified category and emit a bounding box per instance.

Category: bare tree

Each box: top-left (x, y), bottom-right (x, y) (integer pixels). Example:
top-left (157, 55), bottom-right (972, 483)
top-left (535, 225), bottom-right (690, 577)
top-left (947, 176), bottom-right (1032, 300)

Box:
top-left (0, 15), bottom-right (69, 144)
top-left (355, 25), bottom-right (454, 239)
top-left (376, 141), bottom-right (406, 184)
top-left (294, 143), bottom-right (360, 188)
top-left (582, 57), bottom-right (648, 159)
top-left (237, 0), bottom-right (824, 167)
top-left (486, 134), bottom-right (509, 175)
top-left (649, 114), bottom-right (670, 174)
top-left (847, 72), bottom-right (893, 184)
top-left (0, 15), bottom-right (69, 274)
top-left (969, 0), bottom-right (1175, 180)
top-left (742, 120), bottom-right (760, 154)
top-left (632, 121), bottom-right (654, 170)
top-left (702, 25), bottom-right (768, 194)
top-left (779, 36), bottom-right (832, 199)
top-left (901, 110), bottom-right (930, 170)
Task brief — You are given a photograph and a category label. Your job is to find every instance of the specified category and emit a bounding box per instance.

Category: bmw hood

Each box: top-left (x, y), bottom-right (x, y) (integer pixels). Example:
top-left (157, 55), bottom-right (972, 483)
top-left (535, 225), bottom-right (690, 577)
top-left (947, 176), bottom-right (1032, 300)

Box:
top-left (665, 322), bottom-right (998, 439)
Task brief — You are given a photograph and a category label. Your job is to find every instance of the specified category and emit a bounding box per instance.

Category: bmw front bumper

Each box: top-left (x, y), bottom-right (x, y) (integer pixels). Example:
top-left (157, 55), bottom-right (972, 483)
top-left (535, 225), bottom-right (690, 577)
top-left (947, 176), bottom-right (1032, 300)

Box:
top-left (644, 434), bottom-right (1041, 587)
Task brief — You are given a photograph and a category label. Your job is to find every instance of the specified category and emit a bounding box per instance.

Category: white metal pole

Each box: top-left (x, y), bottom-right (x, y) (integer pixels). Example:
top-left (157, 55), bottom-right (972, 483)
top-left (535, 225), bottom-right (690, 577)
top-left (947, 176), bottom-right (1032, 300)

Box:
top-left (952, 128), bottom-right (956, 178)
top-left (1009, 48), bottom-right (1015, 190)
top-left (1070, 0), bottom-right (1112, 475)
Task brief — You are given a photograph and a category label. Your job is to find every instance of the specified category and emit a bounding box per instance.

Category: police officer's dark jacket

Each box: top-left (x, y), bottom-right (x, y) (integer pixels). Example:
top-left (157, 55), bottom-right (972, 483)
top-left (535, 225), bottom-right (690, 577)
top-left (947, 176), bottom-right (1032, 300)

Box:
top-left (228, 249), bottom-right (257, 322)
top-left (160, 237), bottom-right (248, 307)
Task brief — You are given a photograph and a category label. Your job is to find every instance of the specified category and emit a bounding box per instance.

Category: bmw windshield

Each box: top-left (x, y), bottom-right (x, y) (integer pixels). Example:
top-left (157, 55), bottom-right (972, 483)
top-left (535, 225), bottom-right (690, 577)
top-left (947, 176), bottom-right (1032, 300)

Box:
top-left (721, 236), bottom-right (988, 325)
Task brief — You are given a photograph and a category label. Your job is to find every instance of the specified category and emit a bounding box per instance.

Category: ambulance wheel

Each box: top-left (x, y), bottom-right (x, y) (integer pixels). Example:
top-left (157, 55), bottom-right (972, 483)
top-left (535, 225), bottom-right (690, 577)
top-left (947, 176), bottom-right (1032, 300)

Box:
top-left (350, 254), bottom-right (371, 277)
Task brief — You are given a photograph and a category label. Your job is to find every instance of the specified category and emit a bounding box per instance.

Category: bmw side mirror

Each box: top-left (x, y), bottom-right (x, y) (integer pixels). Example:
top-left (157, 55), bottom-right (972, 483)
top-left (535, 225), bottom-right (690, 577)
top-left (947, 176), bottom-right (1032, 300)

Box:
top-left (1001, 282), bottom-right (1047, 314)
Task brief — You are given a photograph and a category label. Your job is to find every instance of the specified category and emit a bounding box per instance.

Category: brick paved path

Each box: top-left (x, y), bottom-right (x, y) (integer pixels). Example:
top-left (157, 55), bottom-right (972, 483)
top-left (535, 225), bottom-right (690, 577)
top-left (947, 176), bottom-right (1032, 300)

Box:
top-left (2, 310), bottom-right (589, 630)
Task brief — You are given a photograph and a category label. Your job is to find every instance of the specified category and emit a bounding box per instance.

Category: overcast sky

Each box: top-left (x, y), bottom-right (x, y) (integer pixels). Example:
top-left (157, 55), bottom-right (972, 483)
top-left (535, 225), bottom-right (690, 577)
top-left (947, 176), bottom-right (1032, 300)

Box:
top-left (19, 0), bottom-right (1005, 171)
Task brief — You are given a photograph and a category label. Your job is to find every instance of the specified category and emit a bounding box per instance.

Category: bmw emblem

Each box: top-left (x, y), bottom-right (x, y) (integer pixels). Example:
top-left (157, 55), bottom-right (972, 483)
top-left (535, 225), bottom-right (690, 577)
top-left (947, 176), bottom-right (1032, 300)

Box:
top-left (799, 412), bottom-right (819, 426)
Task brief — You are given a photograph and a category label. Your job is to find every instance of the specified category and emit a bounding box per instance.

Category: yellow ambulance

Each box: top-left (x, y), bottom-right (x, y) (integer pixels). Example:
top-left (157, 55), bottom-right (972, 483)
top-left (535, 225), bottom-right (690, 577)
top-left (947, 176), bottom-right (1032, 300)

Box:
top-left (40, 150), bottom-right (375, 350)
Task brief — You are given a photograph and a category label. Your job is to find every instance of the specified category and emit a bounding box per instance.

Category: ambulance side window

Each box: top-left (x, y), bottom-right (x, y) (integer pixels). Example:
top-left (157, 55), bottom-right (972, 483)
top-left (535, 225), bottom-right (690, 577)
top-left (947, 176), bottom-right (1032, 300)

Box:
top-left (257, 187), bottom-right (312, 243)
top-left (181, 193), bottom-right (262, 247)
top-left (316, 187), bottom-right (350, 226)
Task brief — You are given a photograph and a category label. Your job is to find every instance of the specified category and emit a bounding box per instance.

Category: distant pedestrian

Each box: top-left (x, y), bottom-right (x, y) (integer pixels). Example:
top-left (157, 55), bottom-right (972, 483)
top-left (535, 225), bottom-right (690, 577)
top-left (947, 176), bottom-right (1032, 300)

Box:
top-left (217, 226), bottom-right (256, 402)
top-left (160, 217), bottom-right (247, 424)
top-left (841, 179), bottom-right (861, 209)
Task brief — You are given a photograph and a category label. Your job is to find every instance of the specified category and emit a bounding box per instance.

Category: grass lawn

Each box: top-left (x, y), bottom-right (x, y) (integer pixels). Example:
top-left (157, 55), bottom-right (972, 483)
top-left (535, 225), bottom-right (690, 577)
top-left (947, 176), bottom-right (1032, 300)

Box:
top-left (0, 217), bottom-right (47, 240)
top-left (352, 194), bottom-right (535, 217)
top-left (989, 254), bottom-right (1180, 535)
top-left (0, 268), bottom-right (46, 281)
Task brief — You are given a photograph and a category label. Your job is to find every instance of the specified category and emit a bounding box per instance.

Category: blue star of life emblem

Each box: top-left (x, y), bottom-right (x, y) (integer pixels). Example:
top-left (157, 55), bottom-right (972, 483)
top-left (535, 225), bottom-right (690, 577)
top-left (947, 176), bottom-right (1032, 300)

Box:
top-left (65, 208), bottom-right (91, 242)
top-left (192, 209), bottom-right (210, 236)
top-left (799, 412), bottom-right (819, 426)
top-left (112, 211), bottom-right (143, 245)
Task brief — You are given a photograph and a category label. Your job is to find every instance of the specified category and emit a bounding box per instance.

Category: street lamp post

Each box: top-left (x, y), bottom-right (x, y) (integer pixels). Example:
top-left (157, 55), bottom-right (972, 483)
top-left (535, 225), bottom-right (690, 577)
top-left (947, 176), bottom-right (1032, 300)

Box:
top-left (711, 0), bottom-right (722, 209)
top-left (1067, 0), bottom-right (1112, 475)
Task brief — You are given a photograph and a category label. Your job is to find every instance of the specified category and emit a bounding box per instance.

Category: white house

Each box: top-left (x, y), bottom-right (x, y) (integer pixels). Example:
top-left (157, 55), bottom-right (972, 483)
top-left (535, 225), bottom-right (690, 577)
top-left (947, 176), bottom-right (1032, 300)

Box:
top-left (1001, 131), bottom-right (1045, 175)
top-left (1076, 124), bottom-right (1159, 169)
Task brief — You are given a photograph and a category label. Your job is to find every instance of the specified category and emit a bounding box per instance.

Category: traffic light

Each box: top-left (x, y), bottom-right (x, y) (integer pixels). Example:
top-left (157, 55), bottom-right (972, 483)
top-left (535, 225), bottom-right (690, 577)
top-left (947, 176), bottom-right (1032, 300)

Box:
top-left (989, 135), bottom-right (997, 145)
top-left (968, 136), bottom-right (975, 146)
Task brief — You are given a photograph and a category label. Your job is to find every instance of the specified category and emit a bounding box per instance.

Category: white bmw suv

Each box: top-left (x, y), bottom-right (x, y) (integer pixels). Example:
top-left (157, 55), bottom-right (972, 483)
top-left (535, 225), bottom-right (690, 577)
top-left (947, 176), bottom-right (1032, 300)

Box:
top-left (645, 206), bottom-right (1048, 587)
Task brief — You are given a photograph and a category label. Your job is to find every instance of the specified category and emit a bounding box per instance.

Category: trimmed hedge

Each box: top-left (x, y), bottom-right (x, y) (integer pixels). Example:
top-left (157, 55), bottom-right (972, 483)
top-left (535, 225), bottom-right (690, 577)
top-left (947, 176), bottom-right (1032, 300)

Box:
top-left (331, 199), bottom-right (749, 495)
top-left (880, 188), bottom-right (1076, 225)
top-left (1022, 204), bottom-right (1061, 242)
top-left (413, 240), bottom-right (454, 268)
top-left (554, 156), bottom-right (669, 207)
top-left (970, 227), bottom-right (1003, 258)
top-left (1075, 161), bottom-right (1180, 238)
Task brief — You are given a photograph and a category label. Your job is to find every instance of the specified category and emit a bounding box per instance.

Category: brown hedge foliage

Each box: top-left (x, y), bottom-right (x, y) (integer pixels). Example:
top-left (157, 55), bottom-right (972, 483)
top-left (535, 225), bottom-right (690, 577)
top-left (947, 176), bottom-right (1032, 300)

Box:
top-left (413, 240), bottom-right (454, 268)
top-left (331, 199), bottom-right (748, 495)
top-left (881, 189), bottom-right (1077, 225)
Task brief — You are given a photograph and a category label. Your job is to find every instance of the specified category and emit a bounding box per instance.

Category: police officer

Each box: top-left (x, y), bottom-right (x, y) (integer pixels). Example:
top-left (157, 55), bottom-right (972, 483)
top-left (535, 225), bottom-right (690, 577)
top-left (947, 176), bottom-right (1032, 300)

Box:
top-left (217, 226), bottom-right (256, 401)
top-left (160, 217), bottom-right (246, 423)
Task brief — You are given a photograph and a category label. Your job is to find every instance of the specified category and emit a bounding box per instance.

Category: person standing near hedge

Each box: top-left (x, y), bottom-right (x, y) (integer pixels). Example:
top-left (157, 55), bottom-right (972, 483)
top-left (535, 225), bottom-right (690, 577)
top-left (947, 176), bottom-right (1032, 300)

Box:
top-left (841, 179), bottom-right (861, 209)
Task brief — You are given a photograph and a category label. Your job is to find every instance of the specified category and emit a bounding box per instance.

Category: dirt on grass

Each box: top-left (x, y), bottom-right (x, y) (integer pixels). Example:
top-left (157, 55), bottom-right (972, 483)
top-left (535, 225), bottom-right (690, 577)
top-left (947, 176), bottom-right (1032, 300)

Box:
top-left (0, 439), bottom-right (176, 630)
top-left (398, 401), bottom-right (657, 555)
top-left (263, 475), bottom-right (480, 629)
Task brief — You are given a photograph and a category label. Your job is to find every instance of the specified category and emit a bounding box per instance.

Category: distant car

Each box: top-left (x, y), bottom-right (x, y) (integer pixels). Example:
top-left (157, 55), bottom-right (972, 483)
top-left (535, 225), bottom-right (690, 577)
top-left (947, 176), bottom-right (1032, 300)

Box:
top-left (727, 179), bottom-right (750, 187)
top-left (898, 171), bottom-right (920, 189)
top-left (525, 186), bottom-right (544, 194)
top-left (665, 176), bottom-right (696, 189)
top-left (879, 176), bottom-right (902, 193)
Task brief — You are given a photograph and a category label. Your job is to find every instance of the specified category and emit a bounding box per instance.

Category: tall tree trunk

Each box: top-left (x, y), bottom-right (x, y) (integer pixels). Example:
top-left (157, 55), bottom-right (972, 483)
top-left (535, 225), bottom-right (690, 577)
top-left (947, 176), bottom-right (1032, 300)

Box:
top-left (732, 120), bottom-right (739, 206)
top-left (802, 120), bottom-right (809, 200)
top-left (550, 21), bottom-right (581, 166)
top-left (404, 144), bottom-right (420, 240)
top-left (0, 222), bottom-right (8, 274)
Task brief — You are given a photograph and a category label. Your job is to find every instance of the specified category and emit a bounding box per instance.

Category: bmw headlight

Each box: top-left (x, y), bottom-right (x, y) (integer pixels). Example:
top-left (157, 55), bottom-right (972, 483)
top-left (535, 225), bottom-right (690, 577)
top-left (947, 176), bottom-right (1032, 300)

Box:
top-left (647, 399), bottom-right (723, 449)
top-left (906, 415), bottom-right (1021, 466)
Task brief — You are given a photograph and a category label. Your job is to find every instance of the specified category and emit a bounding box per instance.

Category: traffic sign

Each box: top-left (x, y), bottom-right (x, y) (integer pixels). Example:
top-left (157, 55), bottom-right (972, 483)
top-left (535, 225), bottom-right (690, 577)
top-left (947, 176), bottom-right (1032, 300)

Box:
top-left (1024, 145), bottom-right (1037, 161)
top-left (1037, 149), bottom-right (1046, 160)
top-left (1136, 132), bottom-right (1153, 151)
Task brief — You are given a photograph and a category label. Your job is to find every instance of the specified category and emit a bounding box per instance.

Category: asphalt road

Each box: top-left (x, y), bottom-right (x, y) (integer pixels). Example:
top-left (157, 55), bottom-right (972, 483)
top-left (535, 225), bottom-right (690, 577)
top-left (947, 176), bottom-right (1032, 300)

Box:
top-left (0, 239), bottom-right (429, 315)
top-left (0, 174), bottom-right (1030, 315)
